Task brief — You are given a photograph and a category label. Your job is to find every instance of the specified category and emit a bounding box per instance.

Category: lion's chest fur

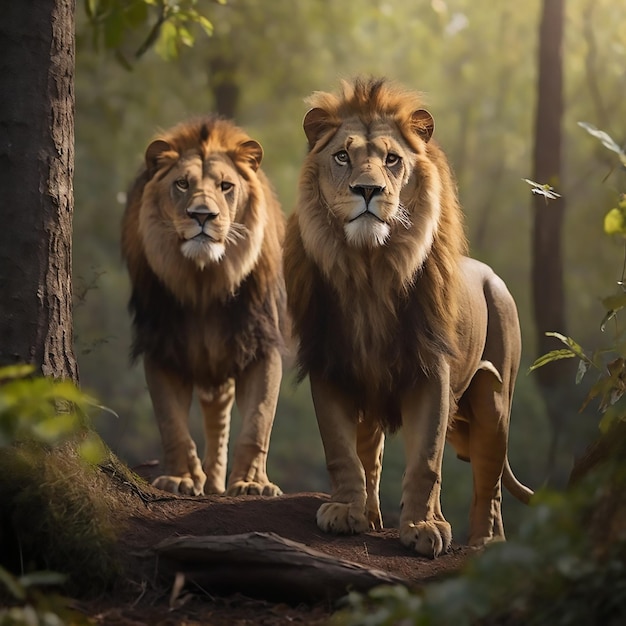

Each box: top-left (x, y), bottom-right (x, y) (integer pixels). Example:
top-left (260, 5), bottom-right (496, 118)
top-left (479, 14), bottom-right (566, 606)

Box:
top-left (296, 264), bottom-right (450, 429)
top-left (129, 269), bottom-right (281, 388)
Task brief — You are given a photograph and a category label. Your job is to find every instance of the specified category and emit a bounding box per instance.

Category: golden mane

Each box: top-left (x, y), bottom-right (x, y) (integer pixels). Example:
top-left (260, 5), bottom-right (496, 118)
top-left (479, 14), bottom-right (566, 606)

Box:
top-left (285, 78), bottom-right (468, 426)
top-left (122, 116), bottom-right (284, 311)
top-left (122, 116), bottom-right (286, 383)
top-left (306, 77), bottom-right (427, 137)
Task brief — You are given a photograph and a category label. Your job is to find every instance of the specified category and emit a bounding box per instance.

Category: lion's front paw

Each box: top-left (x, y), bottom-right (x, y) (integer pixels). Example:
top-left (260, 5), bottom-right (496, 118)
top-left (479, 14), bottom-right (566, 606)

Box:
top-left (226, 480), bottom-right (282, 496)
top-left (152, 474), bottom-right (204, 496)
top-left (316, 502), bottom-right (369, 535)
top-left (400, 520), bottom-right (452, 558)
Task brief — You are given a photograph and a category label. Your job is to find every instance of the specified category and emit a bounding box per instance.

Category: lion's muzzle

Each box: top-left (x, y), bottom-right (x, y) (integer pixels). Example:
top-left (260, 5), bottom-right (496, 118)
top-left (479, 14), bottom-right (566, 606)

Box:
top-left (347, 209), bottom-right (386, 224)
top-left (349, 182), bottom-right (386, 206)
top-left (187, 203), bottom-right (219, 226)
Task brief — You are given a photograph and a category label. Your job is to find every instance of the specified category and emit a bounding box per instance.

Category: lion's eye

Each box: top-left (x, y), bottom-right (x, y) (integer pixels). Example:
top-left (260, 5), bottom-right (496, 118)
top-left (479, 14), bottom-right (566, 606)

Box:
top-left (174, 178), bottom-right (189, 191)
top-left (220, 181), bottom-right (234, 193)
top-left (385, 153), bottom-right (401, 166)
top-left (334, 150), bottom-right (350, 166)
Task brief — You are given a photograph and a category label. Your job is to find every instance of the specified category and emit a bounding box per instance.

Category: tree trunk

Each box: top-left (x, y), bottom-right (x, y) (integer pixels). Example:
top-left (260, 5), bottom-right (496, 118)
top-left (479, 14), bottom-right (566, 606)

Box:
top-left (209, 57), bottom-right (240, 119)
top-left (209, 55), bottom-right (240, 120)
top-left (531, 0), bottom-right (568, 480)
top-left (0, 0), bottom-right (78, 382)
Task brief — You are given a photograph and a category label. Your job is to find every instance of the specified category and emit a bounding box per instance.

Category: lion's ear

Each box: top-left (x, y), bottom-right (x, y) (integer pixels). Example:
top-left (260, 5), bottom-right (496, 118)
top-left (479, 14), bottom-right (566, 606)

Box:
top-left (145, 139), bottom-right (173, 176)
top-left (238, 139), bottom-right (263, 171)
top-left (410, 109), bottom-right (435, 143)
top-left (303, 108), bottom-right (334, 150)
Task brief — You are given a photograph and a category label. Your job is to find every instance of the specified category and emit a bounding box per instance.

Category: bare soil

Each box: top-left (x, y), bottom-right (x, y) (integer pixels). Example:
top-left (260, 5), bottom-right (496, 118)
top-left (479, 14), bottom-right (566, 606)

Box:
top-left (76, 464), bottom-right (472, 625)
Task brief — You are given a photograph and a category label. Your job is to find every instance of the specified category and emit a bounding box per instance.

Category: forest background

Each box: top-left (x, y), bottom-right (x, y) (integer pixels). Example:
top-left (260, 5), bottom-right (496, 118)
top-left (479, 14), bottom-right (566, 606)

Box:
top-left (73, 0), bottom-right (626, 540)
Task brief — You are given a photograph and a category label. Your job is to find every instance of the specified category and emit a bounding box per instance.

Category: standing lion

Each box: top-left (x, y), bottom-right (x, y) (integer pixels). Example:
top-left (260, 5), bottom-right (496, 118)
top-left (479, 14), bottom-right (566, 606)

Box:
top-left (284, 78), bottom-right (532, 558)
top-left (122, 116), bottom-right (285, 497)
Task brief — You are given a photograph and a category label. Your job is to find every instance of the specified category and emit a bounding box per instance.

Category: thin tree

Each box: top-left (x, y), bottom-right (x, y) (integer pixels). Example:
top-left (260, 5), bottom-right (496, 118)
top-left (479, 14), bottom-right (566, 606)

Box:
top-left (0, 0), bottom-right (78, 382)
top-left (531, 0), bottom-right (569, 480)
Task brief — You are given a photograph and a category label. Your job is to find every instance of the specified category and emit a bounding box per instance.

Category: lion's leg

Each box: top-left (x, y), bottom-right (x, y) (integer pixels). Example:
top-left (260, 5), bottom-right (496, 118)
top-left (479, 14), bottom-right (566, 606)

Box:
top-left (197, 380), bottom-right (235, 495)
top-left (310, 372), bottom-right (369, 535)
top-left (357, 418), bottom-right (384, 530)
top-left (399, 365), bottom-right (452, 558)
top-left (227, 347), bottom-right (282, 496)
top-left (144, 356), bottom-right (206, 496)
top-left (464, 369), bottom-right (508, 546)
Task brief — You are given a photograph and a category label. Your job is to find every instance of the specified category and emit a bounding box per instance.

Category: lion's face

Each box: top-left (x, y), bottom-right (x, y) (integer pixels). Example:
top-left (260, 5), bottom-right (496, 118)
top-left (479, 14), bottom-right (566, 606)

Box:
top-left (148, 150), bottom-right (250, 269)
top-left (302, 106), bottom-right (435, 250)
top-left (315, 118), bottom-right (416, 248)
top-left (135, 135), bottom-right (266, 292)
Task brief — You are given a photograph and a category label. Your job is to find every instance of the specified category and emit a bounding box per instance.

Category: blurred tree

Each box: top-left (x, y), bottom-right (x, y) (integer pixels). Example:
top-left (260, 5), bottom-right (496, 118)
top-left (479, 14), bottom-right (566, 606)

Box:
top-left (531, 0), bottom-right (569, 481)
top-left (0, 0), bottom-right (78, 382)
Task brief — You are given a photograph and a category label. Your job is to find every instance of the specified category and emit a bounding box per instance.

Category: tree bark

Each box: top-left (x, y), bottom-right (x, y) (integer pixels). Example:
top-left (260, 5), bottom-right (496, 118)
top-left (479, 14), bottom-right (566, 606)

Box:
top-left (0, 0), bottom-right (78, 382)
top-left (156, 531), bottom-right (408, 603)
top-left (531, 0), bottom-right (568, 479)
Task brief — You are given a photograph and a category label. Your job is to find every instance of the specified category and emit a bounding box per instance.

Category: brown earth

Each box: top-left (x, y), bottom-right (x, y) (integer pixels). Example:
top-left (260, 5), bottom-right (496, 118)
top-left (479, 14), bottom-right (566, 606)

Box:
top-left (76, 463), bottom-right (473, 625)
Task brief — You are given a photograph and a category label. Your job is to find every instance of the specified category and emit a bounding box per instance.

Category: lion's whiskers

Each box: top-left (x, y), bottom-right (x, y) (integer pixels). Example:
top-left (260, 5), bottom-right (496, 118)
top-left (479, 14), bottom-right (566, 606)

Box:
top-left (225, 222), bottom-right (249, 246)
top-left (393, 204), bottom-right (412, 230)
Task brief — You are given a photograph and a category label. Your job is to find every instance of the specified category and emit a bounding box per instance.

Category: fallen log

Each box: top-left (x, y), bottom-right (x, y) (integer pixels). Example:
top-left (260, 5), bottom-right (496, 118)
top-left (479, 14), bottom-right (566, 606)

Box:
top-left (155, 531), bottom-right (408, 603)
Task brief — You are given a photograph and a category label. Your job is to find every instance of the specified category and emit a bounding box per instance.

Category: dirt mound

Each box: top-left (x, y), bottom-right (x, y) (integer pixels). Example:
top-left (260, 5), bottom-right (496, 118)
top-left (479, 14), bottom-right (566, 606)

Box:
top-left (82, 469), bottom-right (472, 625)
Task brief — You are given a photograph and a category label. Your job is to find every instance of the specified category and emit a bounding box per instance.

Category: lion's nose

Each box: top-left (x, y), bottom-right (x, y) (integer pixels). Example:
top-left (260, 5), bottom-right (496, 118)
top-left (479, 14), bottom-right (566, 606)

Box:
top-left (350, 184), bottom-right (385, 204)
top-left (187, 205), bottom-right (219, 225)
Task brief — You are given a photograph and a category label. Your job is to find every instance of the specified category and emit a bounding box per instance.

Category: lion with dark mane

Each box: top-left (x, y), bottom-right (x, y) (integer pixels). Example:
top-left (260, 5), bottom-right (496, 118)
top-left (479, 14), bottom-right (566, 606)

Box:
top-left (122, 116), bottom-right (285, 497)
top-left (284, 78), bottom-right (532, 558)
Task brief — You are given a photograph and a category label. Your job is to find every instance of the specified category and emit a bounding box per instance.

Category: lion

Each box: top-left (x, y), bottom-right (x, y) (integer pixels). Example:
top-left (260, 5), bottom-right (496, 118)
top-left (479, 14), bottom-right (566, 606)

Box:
top-left (122, 116), bottom-right (285, 497)
top-left (284, 78), bottom-right (533, 558)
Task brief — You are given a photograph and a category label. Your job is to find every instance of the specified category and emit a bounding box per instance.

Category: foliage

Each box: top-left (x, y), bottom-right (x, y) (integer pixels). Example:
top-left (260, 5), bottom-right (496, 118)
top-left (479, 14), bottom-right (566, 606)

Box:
top-left (0, 366), bottom-right (118, 610)
top-left (83, 0), bottom-right (221, 65)
top-left (0, 569), bottom-right (90, 626)
top-left (0, 364), bottom-right (107, 464)
top-left (529, 125), bottom-right (626, 432)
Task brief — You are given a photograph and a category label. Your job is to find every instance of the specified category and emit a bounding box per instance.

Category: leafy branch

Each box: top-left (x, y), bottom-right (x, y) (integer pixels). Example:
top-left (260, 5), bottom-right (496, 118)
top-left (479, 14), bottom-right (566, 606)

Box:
top-left (83, 0), bottom-right (224, 65)
top-left (530, 123), bottom-right (626, 431)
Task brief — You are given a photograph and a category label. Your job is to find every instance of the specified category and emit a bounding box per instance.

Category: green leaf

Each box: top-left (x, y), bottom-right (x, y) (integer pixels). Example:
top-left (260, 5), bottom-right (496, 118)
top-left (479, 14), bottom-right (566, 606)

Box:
top-left (78, 432), bottom-right (108, 465)
top-left (528, 349), bottom-right (576, 373)
top-left (31, 413), bottom-right (80, 444)
top-left (0, 364), bottom-right (35, 381)
top-left (604, 207), bottom-right (626, 236)
top-left (155, 19), bottom-right (179, 60)
top-left (598, 409), bottom-right (620, 434)
top-left (19, 571), bottom-right (67, 589)
top-left (176, 25), bottom-right (195, 47)
top-left (84, 0), bottom-right (99, 19)
top-left (601, 291), bottom-right (626, 312)
top-left (0, 566), bottom-right (25, 600)
top-left (195, 14), bottom-right (214, 36)
top-left (544, 332), bottom-right (589, 361)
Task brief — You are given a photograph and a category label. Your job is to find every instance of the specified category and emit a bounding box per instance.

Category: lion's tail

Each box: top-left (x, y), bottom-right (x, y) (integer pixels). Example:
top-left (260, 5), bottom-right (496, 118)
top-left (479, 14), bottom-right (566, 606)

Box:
top-left (503, 457), bottom-right (534, 504)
